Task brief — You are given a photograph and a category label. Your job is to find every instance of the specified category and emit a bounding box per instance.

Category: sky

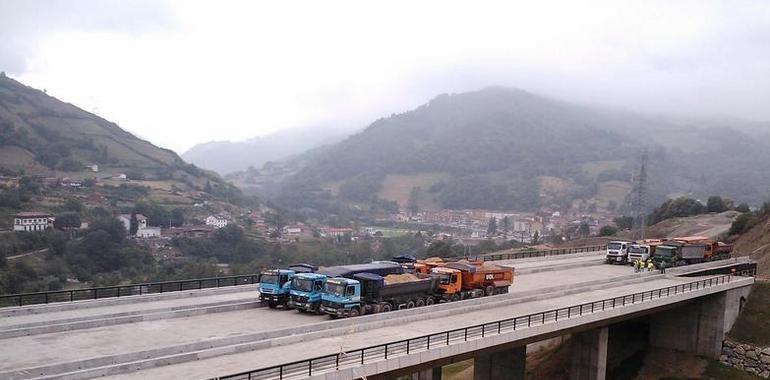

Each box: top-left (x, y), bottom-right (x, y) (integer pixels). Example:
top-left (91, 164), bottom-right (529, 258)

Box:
top-left (1, 0), bottom-right (769, 153)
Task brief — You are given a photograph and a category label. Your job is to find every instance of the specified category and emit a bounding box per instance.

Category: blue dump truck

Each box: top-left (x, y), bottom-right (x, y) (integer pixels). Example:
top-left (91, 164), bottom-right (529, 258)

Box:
top-left (282, 262), bottom-right (403, 313)
top-left (288, 272), bottom-right (327, 313)
top-left (320, 272), bottom-right (439, 318)
top-left (258, 264), bottom-right (316, 309)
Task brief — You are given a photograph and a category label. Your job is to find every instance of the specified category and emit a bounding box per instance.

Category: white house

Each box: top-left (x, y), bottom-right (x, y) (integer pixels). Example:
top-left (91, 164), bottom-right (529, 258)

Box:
top-left (283, 225), bottom-right (303, 235)
top-left (206, 215), bottom-right (228, 229)
top-left (136, 227), bottom-right (161, 238)
top-left (13, 212), bottom-right (54, 232)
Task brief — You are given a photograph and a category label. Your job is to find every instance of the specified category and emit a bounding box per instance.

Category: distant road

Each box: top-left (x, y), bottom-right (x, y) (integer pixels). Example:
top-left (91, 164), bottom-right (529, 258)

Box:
top-left (6, 247), bottom-right (48, 260)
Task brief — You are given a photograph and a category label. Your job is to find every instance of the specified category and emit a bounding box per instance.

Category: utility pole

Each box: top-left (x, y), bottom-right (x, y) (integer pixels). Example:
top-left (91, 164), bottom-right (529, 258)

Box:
top-left (631, 149), bottom-right (649, 240)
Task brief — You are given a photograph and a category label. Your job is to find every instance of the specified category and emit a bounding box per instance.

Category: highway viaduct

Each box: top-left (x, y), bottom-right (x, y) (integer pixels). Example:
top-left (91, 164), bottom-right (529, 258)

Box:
top-left (0, 250), bottom-right (756, 380)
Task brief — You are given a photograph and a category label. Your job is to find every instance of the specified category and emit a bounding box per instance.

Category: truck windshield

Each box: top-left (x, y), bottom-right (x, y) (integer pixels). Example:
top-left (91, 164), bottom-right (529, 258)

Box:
top-left (608, 242), bottom-right (623, 250)
top-left (291, 278), bottom-right (314, 292)
top-left (324, 283), bottom-right (347, 297)
top-left (629, 246), bottom-right (647, 254)
top-left (260, 274), bottom-right (278, 284)
top-left (438, 274), bottom-right (451, 285)
top-left (656, 247), bottom-right (674, 257)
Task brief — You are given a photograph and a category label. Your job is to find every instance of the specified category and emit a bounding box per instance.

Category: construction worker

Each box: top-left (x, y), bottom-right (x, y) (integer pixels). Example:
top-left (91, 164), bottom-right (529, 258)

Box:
top-left (647, 259), bottom-right (654, 272)
top-left (660, 260), bottom-right (667, 274)
top-left (633, 260), bottom-right (639, 273)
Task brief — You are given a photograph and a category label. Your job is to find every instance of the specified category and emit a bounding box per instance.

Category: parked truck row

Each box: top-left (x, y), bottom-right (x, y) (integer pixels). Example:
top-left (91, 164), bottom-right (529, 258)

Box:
top-left (605, 236), bottom-right (733, 268)
top-left (257, 258), bottom-right (514, 318)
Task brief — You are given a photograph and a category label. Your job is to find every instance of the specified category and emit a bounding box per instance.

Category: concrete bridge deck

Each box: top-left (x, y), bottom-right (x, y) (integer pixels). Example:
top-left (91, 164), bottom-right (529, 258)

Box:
top-left (0, 252), bottom-right (753, 380)
top-left (106, 274), bottom-right (752, 380)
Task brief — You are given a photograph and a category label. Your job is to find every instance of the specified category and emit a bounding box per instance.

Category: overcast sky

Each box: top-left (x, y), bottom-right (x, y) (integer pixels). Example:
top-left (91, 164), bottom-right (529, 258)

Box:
top-left (1, 0), bottom-right (769, 153)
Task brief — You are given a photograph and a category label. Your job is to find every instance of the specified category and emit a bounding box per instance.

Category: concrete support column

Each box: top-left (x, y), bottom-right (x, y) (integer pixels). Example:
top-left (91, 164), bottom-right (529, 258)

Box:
top-left (570, 327), bottom-right (608, 380)
top-left (648, 289), bottom-right (752, 359)
top-left (410, 367), bottom-right (441, 380)
top-left (473, 346), bottom-right (526, 380)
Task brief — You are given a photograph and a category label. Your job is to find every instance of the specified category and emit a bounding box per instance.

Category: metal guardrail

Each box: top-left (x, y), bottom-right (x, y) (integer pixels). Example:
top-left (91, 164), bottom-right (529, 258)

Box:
top-left (0, 274), bottom-right (259, 308)
top-left (0, 245), bottom-right (606, 308)
top-left (211, 272), bottom-right (753, 380)
top-left (474, 244), bottom-right (607, 262)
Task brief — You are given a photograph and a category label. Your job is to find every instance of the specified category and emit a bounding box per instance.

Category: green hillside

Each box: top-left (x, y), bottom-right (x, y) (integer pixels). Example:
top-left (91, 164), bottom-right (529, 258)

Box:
top-left (257, 87), bottom-right (770, 214)
top-left (0, 74), bottom-right (237, 197)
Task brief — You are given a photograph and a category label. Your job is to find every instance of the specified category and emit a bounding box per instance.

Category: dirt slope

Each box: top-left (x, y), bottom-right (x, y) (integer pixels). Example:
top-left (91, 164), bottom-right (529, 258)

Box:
top-left (646, 211), bottom-right (740, 239)
top-left (733, 216), bottom-right (770, 277)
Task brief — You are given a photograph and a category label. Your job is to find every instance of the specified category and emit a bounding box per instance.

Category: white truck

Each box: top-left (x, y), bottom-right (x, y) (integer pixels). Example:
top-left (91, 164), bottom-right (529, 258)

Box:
top-left (627, 239), bottom-right (662, 264)
top-left (606, 240), bottom-right (633, 264)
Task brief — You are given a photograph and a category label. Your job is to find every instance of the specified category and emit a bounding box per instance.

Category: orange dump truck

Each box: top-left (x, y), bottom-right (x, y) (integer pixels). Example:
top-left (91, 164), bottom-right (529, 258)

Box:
top-left (672, 236), bottom-right (733, 260)
top-left (431, 261), bottom-right (514, 302)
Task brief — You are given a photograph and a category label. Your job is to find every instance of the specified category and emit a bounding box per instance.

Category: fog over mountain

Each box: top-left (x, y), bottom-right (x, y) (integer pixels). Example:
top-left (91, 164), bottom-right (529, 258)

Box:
top-left (234, 87), bottom-right (770, 217)
top-left (182, 126), bottom-right (355, 174)
top-left (2, 2), bottom-right (769, 153)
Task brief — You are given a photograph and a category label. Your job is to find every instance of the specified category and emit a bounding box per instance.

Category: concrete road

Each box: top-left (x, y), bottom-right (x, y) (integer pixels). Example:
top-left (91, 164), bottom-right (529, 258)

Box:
top-left (0, 255), bottom-right (642, 378)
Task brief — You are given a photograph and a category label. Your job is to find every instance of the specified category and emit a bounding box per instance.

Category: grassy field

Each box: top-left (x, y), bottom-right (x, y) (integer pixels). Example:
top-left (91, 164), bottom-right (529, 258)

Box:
top-left (579, 160), bottom-right (625, 178)
top-left (701, 360), bottom-right (763, 379)
top-left (596, 180), bottom-right (632, 208)
top-left (377, 172), bottom-right (447, 208)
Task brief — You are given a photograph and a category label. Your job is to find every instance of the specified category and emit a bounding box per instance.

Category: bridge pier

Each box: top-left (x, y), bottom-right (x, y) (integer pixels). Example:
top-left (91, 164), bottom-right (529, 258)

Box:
top-left (569, 327), bottom-right (608, 380)
top-left (649, 286), bottom-right (751, 359)
top-left (473, 345), bottom-right (526, 380)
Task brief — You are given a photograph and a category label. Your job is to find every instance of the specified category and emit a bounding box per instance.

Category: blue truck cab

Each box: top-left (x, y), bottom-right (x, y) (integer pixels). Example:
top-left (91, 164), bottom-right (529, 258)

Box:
top-left (258, 269), bottom-right (295, 308)
top-left (288, 272), bottom-right (327, 313)
top-left (319, 277), bottom-right (361, 318)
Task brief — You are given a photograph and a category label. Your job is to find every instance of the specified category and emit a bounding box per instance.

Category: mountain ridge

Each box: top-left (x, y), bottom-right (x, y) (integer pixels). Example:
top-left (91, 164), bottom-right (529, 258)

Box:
top-left (237, 86), bottom-right (770, 214)
top-left (0, 74), bottom-right (236, 196)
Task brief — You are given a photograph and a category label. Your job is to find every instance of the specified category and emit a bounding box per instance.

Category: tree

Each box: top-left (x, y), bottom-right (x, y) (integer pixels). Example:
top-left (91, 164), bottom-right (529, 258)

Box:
top-left (129, 213), bottom-right (138, 235)
top-left (426, 241), bottom-right (454, 257)
top-left (89, 218), bottom-right (127, 243)
top-left (648, 197), bottom-right (706, 225)
top-left (0, 189), bottom-right (20, 208)
top-left (614, 216), bottom-right (633, 230)
top-left (728, 212), bottom-right (755, 236)
top-left (407, 187), bottom-right (420, 215)
top-left (215, 224), bottom-right (245, 247)
top-left (53, 212), bottom-right (81, 230)
top-left (532, 230), bottom-right (540, 244)
top-left (487, 217), bottom-right (498, 236)
top-left (170, 208), bottom-right (185, 227)
top-left (475, 239), bottom-right (498, 254)
top-left (735, 203), bottom-right (751, 213)
top-left (707, 196), bottom-right (728, 213)
top-left (578, 222), bottom-right (590, 238)
top-left (598, 225), bottom-right (618, 236)
top-left (62, 198), bottom-right (84, 214)
top-left (501, 216), bottom-right (510, 237)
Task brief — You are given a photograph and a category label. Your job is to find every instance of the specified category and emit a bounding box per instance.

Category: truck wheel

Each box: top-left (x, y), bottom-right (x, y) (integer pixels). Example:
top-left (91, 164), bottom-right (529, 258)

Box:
top-left (451, 293), bottom-right (460, 302)
top-left (349, 308), bottom-right (360, 317)
top-left (381, 303), bottom-right (392, 312)
top-left (415, 298), bottom-right (425, 307)
top-left (406, 300), bottom-right (415, 309)
top-left (268, 302), bottom-right (277, 309)
top-left (425, 297), bottom-right (435, 306)
top-left (485, 286), bottom-right (495, 296)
